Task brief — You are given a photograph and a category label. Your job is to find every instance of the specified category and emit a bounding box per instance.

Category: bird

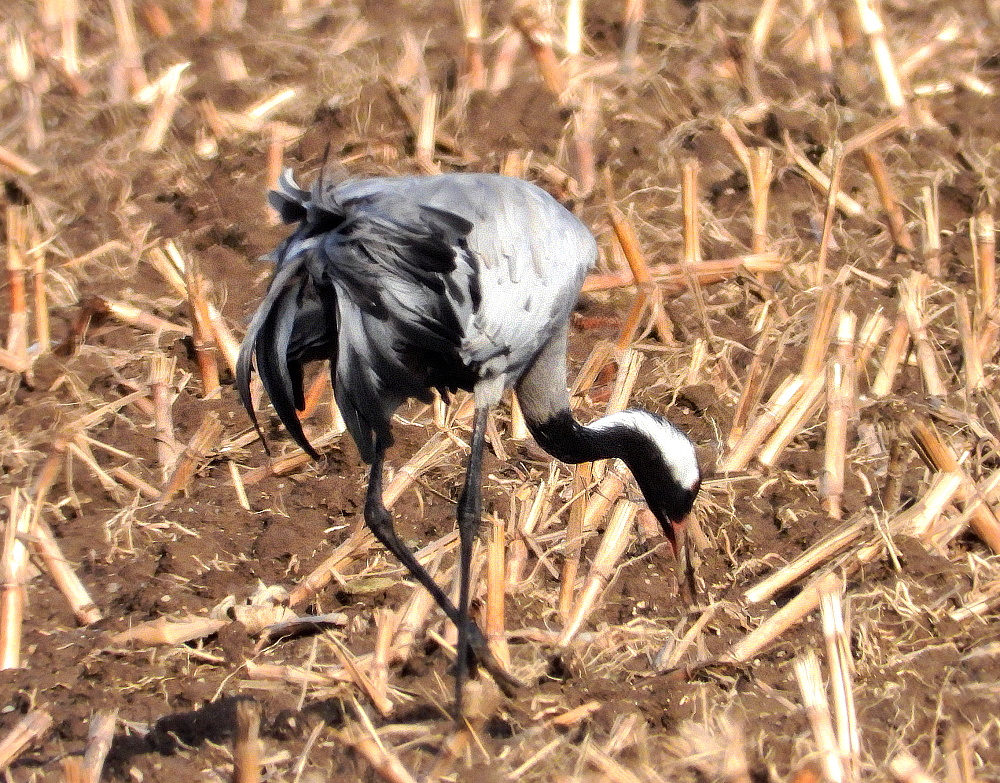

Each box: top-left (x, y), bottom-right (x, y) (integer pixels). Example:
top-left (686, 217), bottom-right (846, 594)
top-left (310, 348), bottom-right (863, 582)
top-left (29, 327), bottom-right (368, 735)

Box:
top-left (237, 168), bottom-right (701, 715)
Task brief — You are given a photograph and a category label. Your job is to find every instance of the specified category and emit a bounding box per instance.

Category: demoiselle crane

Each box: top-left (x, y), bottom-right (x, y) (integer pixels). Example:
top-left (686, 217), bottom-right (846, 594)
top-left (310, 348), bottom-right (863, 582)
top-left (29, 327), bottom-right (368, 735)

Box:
top-left (237, 170), bottom-right (701, 714)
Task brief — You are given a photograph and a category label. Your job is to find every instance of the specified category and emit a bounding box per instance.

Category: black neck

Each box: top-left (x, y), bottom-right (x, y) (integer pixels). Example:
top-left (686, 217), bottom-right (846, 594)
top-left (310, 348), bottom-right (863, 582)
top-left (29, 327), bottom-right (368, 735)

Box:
top-left (527, 409), bottom-right (625, 465)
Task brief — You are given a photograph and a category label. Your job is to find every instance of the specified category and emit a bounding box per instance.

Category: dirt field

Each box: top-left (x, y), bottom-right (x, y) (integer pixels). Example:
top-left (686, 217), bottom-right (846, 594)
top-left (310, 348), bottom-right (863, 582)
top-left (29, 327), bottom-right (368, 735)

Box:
top-left (2, 0), bottom-right (1000, 780)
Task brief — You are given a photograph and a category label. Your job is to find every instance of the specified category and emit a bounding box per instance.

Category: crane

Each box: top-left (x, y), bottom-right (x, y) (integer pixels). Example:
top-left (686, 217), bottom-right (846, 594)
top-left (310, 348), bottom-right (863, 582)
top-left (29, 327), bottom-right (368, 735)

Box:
top-left (237, 169), bottom-right (701, 715)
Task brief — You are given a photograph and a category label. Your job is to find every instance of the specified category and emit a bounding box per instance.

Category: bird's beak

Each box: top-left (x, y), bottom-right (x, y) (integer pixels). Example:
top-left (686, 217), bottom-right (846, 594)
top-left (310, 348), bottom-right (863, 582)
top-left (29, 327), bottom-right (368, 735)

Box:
top-left (669, 515), bottom-right (697, 605)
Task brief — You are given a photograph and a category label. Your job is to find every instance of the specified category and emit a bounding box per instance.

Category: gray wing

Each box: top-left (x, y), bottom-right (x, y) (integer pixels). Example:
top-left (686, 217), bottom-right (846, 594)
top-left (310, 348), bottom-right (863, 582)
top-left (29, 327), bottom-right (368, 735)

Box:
top-left (239, 171), bottom-right (596, 463)
top-left (339, 175), bottom-right (598, 385)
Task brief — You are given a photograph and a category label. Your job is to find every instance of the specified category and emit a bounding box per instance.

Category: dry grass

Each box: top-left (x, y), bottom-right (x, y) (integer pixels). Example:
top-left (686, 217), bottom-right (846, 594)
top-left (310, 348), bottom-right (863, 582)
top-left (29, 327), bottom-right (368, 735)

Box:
top-left (1, 0), bottom-right (1000, 781)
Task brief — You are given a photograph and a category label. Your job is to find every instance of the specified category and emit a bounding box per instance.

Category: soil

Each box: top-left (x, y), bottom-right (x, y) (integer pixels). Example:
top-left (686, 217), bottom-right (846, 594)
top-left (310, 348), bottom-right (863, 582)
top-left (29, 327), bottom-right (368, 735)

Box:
top-left (1, 0), bottom-right (1000, 781)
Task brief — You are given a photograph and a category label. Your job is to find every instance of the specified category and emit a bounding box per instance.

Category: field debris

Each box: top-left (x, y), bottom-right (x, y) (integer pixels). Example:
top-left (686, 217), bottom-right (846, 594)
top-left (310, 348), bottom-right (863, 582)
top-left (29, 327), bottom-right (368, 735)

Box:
top-left (1, 0), bottom-right (999, 780)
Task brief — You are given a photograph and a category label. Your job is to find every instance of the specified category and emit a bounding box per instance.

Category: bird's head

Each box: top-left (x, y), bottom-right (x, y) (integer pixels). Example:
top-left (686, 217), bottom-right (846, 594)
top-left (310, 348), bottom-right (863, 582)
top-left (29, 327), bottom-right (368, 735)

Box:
top-left (591, 409), bottom-right (701, 548)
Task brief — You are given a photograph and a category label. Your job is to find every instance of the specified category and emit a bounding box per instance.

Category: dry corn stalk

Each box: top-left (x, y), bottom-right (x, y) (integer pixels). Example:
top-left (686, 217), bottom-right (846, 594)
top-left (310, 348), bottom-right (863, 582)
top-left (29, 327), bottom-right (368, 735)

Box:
top-left (31, 517), bottom-right (102, 625)
top-left (109, 615), bottom-right (227, 646)
top-left (512, 6), bottom-right (565, 95)
top-left (232, 700), bottom-right (262, 783)
top-left (81, 710), bottom-right (118, 783)
top-left (5, 206), bottom-right (30, 371)
top-left (757, 370), bottom-right (826, 467)
top-left (854, 0), bottom-right (908, 116)
top-left (908, 419), bottom-right (1000, 554)
top-left (954, 295), bottom-right (985, 391)
top-left (870, 314), bottom-right (910, 398)
top-left (822, 312), bottom-right (857, 519)
top-left (149, 355), bottom-right (181, 477)
top-left (486, 512), bottom-right (509, 667)
top-left (608, 202), bottom-right (675, 347)
top-left (719, 375), bottom-right (805, 472)
top-left (156, 413), bottom-right (223, 507)
top-left (185, 253), bottom-right (221, 398)
top-left (820, 588), bottom-right (860, 778)
top-left (456, 0), bottom-right (485, 89)
top-left (0, 491), bottom-right (31, 670)
top-left (745, 472), bottom-right (964, 605)
top-left (795, 650), bottom-right (845, 783)
top-left (921, 183), bottom-right (941, 278)
top-left (973, 206), bottom-right (996, 321)
top-left (140, 62), bottom-right (188, 151)
top-left (862, 146), bottom-right (915, 253)
top-left (726, 571), bottom-right (844, 666)
top-left (900, 272), bottom-right (946, 397)
top-left (341, 719), bottom-right (419, 783)
top-left (0, 709), bottom-right (53, 769)
top-left (0, 144), bottom-right (41, 177)
top-left (559, 463), bottom-right (591, 622)
top-left (558, 500), bottom-right (637, 646)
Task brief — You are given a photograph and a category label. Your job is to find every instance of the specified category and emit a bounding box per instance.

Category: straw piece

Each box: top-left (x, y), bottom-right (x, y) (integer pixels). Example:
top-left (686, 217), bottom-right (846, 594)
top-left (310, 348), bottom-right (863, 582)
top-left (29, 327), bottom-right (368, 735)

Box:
top-left (871, 311), bottom-right (909, 399)
top-left (608, 202), bottom-right (675, 347)
top-left (184, 252), bottom-right (221, 398)
top-left (232, 700), bottom-right (262, 783)
top-left (389, 555), bottom-right (441, 665)
top-left (862, 147), bottom-right (915, 253)
top-left (0, 144), bottom-right (42, 177)
top-left (31, 518), bottom-right (102, 625)
top-left (890, 752), bottom-right (941, 783)
top-left (139, 1), bottom-right (174, 37)
top-left (680, 159), bottom-right (711, 338)
top-left (921, 183), bottom-right (941, 278)
top-left (486, 512), bottom-right (509, 667)
top-left (853, 310), bottom-right (889, 386)
top-left (140, 62), bottom-right (188, 151)
top-left (415, 90), bottom-right (439, 173)
top-left (559, 464), bottom-right (591, 623)
top-left (0, 709), bottom-right (53, 769)
top-left (758, 370), bottom-right (826, 467)
top-left (572, 85), bottom-right (598, 197)
top-left (719, 375), bottom-right (805, 473)
top-left (728, 572), bottom-right (843, 665)
top-left (800, 284), bottom-right (842, 380)
top-left (4, 206), bottom-right (29, 371)
top-left (507, 471), bottom-right (556, 588)
top-left (31, 238), bottom-right (50, 356)
top-left (511, 7), bottom-right (565, 95)
top-left (854, 0), bottom-right (908, 116)
top-left (109, 616), bottom-right (227, 646)
top-left (908, 419), bottom-right (1000, 553)
top-left (750, 0), bottom-right (781, 58)
top-left (156, 413), bottom-right (223, 508)
top-left (288, 523), bottom-right (375, 608)
top-left (783, 133), bottom-right (864, 218)
top-left (973, 207), bottom-right (996, 321)
top-left (822, 312), bottom-right (857, 519)
top-left (149, 355), bottom-right (181, 477)
top-left (1, 491), bottom-right (31, 670)
top-left (110, 467), bottom-right (160, 499)
top-left (456, 0), bottom-right (485, 89)
top-left (367, 608), bottom-right (395, 706)
top-left (342, 721), bottom-right (419, 783)
top-left (621, 0), bottom-right (645, 72)
top-left (81, 710), bottom-right (118, 783)
top-left (900, 273), bottom-right (946, 398)
top-left (955, 295), bottom-right (985, 391)
top-left (749, 148), bottom-right (773, 254)
top-left (795, 650), bottom-right (844, 783)
top-left (820, 588), bottom-right (860, 779)
top-left (558, 500), bottom-right (637, 646)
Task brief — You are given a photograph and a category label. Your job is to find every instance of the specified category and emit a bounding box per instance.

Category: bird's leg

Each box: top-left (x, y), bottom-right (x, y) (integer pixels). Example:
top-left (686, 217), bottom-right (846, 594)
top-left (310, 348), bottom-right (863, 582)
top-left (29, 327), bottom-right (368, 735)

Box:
top-left (362, 438), bottom-right (521, 707)
top-left (454, 404), bottom-right (489, 717)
